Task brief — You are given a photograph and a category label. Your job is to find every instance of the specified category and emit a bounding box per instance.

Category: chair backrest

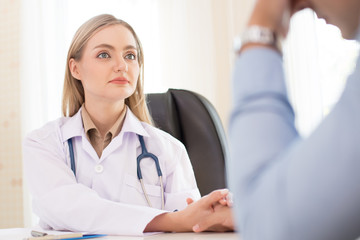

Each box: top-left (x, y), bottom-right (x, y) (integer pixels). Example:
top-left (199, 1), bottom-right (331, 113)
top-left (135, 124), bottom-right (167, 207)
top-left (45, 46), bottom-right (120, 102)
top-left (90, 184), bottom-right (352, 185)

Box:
top-left (146, 89), bottom-right (229, 196)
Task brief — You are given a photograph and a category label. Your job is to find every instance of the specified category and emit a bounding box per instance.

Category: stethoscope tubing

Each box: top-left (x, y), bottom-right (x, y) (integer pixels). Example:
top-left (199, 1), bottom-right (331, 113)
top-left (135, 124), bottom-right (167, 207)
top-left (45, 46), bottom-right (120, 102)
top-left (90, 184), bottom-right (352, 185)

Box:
top-left (67, 134), bottom-right (165, 209)
top-left (68, 138), bottom-right (76, 175)
top-left (137, 135), bottom-right (164, 210)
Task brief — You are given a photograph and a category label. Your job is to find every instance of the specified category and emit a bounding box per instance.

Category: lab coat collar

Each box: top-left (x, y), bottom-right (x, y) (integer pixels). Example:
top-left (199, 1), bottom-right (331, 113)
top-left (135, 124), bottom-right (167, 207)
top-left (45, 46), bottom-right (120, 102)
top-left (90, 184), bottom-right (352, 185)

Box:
top-left (96, 107), bottom-right (150, 161)
top-left (61, 106), bottom-right (150, 143)
top-left (120, 106), bottom-right (150, 138)
top-left (61, 109), bottom-right (84, 142)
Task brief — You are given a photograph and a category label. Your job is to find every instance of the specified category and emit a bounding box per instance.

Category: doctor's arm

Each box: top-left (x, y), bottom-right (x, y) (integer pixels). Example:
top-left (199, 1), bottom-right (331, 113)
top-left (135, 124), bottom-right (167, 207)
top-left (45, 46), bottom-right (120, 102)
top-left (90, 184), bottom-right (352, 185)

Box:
top-left (144, 189), bottom-right (233, 232)
top-left (144, 141), bottom-right (233, 232)
top-left (23, 132), bottom-right (165, 235)
top-left (160, 146), bottom-right (201, 211)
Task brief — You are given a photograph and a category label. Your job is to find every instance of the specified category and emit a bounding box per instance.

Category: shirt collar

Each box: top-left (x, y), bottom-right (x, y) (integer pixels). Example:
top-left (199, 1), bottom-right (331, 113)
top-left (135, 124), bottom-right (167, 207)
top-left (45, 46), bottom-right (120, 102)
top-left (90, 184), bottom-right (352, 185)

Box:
top-left (108, 107), bottom-right (127, 138)
top-left (61, 105), bottom-right (150, 143)
top-left (81, 104), bottom-right (127, 141)
top-left (81, 105), bottom-right (97, 138)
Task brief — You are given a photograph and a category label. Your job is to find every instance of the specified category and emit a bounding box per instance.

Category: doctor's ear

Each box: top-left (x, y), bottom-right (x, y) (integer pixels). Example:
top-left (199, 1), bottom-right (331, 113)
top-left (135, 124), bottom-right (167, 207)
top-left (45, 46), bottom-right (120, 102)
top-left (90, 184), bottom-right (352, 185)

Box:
top-left (69, 58), bottom-right (81, 80)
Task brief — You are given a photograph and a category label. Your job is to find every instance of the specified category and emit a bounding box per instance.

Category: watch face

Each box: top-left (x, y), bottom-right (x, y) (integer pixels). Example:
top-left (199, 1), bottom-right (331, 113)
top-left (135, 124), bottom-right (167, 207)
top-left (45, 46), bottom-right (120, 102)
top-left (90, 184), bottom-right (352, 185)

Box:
top-left (242, 26), bottom-right (276, 45)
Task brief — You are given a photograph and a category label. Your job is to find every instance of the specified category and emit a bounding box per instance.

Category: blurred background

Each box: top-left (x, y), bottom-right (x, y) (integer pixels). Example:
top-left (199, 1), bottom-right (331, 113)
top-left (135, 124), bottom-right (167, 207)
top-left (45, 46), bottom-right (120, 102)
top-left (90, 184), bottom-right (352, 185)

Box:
top-left (0, 0), bottom-right (359, 228)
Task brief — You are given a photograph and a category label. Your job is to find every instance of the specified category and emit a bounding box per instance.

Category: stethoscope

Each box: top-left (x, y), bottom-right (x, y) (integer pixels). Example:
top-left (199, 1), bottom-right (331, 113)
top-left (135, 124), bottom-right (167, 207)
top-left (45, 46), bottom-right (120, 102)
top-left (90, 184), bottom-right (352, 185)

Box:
top-left (67, 134), bottom-right (165, 209)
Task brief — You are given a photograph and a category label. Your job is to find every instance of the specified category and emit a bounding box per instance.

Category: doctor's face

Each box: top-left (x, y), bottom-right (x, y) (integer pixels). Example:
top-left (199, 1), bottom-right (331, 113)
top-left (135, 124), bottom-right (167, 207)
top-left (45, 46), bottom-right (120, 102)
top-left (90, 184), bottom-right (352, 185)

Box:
top-left (69, 24), bottom-right (140, 104)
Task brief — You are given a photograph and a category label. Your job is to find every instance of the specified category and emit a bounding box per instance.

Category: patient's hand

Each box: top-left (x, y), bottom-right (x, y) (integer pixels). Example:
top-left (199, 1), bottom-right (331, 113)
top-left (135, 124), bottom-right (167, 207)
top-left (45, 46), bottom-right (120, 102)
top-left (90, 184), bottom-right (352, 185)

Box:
top-left (186, 189), bottom-right (235, 232)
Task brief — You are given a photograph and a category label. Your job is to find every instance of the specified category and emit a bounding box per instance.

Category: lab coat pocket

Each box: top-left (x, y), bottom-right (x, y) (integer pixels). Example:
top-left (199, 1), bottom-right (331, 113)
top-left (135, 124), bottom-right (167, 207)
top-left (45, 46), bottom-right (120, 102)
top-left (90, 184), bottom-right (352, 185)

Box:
top-left (121, 173), bottom-right (162, 209)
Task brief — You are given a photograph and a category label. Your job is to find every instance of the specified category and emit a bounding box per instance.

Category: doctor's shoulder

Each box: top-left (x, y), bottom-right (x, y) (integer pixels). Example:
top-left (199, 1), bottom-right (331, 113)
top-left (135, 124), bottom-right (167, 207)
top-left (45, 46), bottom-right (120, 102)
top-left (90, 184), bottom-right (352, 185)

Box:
top-left (23, 116), bottom-right (70, 148)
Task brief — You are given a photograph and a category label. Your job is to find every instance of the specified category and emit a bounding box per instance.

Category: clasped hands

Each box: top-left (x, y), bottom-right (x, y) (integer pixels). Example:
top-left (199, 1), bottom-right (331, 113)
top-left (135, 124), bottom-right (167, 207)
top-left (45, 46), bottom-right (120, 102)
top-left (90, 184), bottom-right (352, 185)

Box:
top-left (144, 189), bottom-right (235, 233)
top-left (182, 189), bottom-right (235, 233)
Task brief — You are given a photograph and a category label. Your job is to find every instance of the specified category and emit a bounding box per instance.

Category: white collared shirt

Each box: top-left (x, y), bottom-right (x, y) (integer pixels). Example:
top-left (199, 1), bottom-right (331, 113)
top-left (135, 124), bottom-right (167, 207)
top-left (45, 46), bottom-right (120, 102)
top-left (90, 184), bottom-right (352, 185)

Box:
top-left (23, 107), bottom-right (200, 236)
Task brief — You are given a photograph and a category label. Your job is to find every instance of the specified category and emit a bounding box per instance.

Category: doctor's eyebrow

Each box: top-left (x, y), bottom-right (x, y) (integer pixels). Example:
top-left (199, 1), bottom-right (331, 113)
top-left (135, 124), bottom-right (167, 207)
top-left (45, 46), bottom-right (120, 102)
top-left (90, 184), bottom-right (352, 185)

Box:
top-left (93, 44), bottom-right (137, 51)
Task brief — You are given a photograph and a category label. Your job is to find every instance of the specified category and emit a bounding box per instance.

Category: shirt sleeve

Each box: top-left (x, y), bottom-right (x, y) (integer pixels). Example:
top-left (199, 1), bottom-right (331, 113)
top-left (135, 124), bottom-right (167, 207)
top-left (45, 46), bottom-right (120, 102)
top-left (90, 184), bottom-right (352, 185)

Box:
top-left (23, 129), bottom-right (166, 236)
top-left (228, 47), bottom-right (360, 240)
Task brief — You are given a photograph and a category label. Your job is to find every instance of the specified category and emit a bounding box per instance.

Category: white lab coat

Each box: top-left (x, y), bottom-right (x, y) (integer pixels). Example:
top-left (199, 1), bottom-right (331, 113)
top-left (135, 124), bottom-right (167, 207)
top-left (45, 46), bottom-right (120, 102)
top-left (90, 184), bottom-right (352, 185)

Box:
top-left (23, 107), bottom-right (200, 236)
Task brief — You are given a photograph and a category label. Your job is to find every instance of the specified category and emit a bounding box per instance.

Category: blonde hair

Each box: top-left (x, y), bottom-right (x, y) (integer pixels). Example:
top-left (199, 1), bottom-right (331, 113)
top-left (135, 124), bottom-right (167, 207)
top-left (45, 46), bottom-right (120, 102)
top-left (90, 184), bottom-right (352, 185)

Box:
top-left (62, 14), bottom-right (152, 125)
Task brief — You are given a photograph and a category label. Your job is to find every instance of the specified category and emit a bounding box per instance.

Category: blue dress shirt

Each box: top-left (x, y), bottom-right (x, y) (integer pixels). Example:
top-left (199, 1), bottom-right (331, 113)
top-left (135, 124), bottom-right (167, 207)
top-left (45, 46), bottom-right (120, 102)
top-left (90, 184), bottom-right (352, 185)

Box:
top-left (228, 36), bottom-right (360, 239)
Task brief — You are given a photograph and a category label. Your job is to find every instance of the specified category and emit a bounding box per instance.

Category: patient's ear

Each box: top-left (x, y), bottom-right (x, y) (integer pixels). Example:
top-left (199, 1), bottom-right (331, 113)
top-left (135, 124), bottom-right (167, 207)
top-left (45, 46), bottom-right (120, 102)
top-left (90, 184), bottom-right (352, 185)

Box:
top-left (69, 58), bottom-right (81, 80)
top-left (291, 0), bottom-right (310, 13)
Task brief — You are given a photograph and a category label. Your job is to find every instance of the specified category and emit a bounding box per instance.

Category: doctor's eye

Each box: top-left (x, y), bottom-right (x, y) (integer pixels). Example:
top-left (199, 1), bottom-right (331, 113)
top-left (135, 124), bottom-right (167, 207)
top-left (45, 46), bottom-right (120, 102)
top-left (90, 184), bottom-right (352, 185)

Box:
top-left (97, 52), bottom-right (111, 59)
top-left (125, 53), bottom-right (136, 60)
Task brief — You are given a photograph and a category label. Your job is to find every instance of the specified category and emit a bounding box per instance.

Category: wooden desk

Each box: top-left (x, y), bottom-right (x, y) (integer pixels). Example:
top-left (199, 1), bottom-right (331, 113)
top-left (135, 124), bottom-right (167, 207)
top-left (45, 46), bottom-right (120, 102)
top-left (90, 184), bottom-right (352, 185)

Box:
top-left (0, 228), bottom-right (239, 240)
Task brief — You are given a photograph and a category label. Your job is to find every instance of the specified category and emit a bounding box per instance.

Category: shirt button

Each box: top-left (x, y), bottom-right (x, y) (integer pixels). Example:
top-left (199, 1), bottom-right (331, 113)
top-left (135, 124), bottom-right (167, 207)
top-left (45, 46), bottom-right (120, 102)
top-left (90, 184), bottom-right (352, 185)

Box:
top-left (94, 164), bottom-right (104, 173)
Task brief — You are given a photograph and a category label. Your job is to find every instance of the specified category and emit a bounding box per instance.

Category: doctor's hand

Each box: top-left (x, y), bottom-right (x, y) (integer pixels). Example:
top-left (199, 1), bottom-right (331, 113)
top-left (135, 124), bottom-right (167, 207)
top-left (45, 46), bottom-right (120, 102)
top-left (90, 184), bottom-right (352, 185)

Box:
top-left (192, 202), bottom-right (234, 232)
top-left (186, 189), bottom-right (233, 207)
top-left (184, 189), bottom-right (234, 232)
top-left (144, 189), bottom-right (234, 233)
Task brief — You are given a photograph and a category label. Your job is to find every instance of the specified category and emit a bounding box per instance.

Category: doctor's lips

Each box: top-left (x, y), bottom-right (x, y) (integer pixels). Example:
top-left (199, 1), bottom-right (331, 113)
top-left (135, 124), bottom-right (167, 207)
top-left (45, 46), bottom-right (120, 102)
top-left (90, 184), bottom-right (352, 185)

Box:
top-left (109, 77), bottom-right (129, 84)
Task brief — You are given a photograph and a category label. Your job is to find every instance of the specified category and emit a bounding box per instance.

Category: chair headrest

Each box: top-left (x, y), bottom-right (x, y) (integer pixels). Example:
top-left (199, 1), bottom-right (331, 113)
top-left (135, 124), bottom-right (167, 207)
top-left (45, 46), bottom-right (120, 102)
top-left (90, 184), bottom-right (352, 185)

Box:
top-left (146, 90), bottom-right (182, 141)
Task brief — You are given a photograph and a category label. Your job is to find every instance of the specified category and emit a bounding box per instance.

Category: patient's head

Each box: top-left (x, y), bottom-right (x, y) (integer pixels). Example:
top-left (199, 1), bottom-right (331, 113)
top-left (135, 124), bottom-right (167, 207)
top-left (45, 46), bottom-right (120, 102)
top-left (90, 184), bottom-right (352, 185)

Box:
top-left (292, 0), bottom-right (360, 39)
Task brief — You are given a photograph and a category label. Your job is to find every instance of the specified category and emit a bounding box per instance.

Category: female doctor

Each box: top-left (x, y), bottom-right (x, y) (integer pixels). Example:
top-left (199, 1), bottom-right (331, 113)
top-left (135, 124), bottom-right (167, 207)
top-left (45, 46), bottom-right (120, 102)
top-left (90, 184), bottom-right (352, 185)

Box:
top-left (23, 14), bottom-right (233, 235)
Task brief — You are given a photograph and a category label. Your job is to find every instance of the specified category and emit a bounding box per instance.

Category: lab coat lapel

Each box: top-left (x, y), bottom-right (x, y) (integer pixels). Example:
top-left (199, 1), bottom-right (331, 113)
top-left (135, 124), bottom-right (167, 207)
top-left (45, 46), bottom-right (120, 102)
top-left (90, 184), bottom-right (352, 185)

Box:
top-left (61, 108), bottom-right (99, 161)
top-left (61, 109), bottom-right (84, 141)
top-left (100, 108), bottom-right (150, 160)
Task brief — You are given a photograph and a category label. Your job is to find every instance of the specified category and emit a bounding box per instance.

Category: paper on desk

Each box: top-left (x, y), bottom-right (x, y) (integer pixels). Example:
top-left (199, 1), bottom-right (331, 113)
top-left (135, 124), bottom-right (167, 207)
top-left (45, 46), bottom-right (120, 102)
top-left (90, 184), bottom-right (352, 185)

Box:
top-left (26, 233), bottom-right (107, 240)
top-left (26, 232), bottom-right (83, 240)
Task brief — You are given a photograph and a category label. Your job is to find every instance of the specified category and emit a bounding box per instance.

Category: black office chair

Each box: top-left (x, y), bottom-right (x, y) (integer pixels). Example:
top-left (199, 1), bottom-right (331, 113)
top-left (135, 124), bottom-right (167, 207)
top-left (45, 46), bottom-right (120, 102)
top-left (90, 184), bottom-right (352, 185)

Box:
top-left (146, 89), bottom-right (229, 196)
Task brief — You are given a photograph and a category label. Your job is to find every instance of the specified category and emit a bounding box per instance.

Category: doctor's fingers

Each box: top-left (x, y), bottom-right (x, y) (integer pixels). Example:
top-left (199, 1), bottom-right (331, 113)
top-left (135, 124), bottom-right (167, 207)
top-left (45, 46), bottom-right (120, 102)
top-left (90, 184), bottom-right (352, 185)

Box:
top-left (192, 205), bottom-right (234, 232)
top-left (216, 191), bottom-right (234, 207)
top-left (201, 189), bottom-right (230, 207)
top-left (186, 197), bottom-right (194, 205)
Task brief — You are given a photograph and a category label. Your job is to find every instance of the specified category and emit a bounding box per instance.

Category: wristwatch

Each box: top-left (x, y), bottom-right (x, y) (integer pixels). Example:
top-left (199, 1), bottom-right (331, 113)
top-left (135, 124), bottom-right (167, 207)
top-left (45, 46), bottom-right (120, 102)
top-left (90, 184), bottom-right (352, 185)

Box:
top-left (238, 25), bottom-right (280, 52)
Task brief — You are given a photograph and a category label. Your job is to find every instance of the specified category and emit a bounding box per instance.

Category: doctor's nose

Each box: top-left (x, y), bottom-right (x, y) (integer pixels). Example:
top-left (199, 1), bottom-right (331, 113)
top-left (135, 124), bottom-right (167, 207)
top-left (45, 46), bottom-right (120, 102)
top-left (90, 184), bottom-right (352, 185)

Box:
top-left (114, 57), bottom-right (128, 73)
